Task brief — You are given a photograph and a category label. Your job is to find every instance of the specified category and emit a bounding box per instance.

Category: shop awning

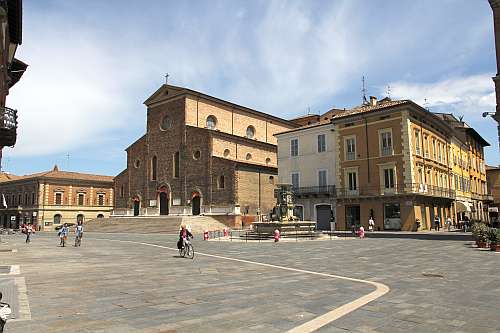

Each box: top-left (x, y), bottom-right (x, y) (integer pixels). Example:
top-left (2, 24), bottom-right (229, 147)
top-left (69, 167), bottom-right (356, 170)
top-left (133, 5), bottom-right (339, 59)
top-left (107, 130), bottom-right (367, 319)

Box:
top-left (455, 201), bottom-right (472, 213)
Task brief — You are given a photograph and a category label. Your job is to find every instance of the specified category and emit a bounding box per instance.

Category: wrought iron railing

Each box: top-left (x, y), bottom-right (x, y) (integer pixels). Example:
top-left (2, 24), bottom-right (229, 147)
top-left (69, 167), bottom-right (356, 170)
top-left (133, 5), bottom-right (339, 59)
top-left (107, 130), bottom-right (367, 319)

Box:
top-left (381, 146), bottom-right (393, 156)
top-left (0, 106), bottom-right (18, 147)
top-left (1, 107), bottom-right (18, 130)
top-left (294, 183), bottom-right (456, 199)
top-left (293, 185), bottom-right (336, 196)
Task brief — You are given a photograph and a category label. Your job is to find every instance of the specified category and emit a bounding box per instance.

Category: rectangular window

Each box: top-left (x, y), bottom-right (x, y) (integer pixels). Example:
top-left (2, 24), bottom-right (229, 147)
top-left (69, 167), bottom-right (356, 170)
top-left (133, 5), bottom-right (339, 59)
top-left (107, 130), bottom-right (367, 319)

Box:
top-left (345, 137), bottom-right (356, 160)
top-left (78, 194), bottom-right (84, 206)
top-left (31, 193), bottom-right (35, 206)
top-left (384, 168), bottom-right (395, 189)
top-left (55, 193), bottom-right (62, 205)
top-left (348, 171), bottom-right (357, 191)
top-left (318, 170), bottom-right (327, 187)
top-left (317, 134), bottom-right (326, 153)
top-left (432, 139), bottom-right (437, 159)
top-left (291, 139), bottom-right (299, 157)
top-left (380, 131), bottom-right (393, 156)
top-left (415, 131), bottom-right (421, 155)
top-left (291, 173), bottom-right (300, 189)
top-left (98, 194), bottom-right (104, 206)
top-left (173, 151), bottom-right (180, 178)
top-left (424, 136), bottom-right (429, 158)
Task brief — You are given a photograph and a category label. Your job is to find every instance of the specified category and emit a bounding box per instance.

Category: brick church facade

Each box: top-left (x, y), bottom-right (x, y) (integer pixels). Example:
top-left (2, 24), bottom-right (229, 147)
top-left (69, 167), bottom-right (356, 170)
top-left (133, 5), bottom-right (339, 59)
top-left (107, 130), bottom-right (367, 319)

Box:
top-left (113, 84), bottom-right (298, 222)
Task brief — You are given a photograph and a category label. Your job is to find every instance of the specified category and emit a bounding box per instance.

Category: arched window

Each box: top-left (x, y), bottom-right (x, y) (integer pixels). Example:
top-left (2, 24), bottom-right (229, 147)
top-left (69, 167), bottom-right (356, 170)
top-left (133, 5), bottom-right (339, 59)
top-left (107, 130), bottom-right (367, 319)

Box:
top-left (246, 126), bottom-right (255, 139)
top-left (151, 156), bottom-right (157, 180)
top-left (206, 115), bottom-right (217, 130)
top-left (193, 150), bottom-right (201, 160)
top-left (97, 214), bottom-right (104, 219)
top-left (223, 149), bottom-right (230, 157)
top-left (269, 176), bottom-right (275, 184)
top-left (77, 214), bottom-right (85, 224)
top-left (218, 175), bottom-right (225, 189)
top-left (246, 153), bottom-right (252, 160)
top-left (54, 214), bottom-right (62, 225)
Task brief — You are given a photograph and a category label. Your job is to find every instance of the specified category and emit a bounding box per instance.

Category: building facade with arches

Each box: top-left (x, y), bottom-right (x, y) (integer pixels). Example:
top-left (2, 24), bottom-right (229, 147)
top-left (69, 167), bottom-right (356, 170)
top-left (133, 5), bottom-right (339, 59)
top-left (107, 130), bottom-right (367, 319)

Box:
top-left (0, 165), bottom-right (114, 230)
top-left (113, 84), bottom-right (298, 223)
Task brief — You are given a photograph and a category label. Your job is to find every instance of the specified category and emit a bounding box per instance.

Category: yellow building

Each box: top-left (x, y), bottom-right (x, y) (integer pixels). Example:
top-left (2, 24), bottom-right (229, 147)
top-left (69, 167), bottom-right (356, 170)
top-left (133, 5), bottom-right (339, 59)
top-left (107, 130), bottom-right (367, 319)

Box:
top-left (0, 165), bottom-right (114, 230)
top-left (331, 97), bottom-right (490, 231)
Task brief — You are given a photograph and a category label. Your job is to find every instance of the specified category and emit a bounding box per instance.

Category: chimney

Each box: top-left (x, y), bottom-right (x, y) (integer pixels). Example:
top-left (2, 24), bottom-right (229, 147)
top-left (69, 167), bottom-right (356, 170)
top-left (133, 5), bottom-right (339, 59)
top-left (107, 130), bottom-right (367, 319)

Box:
top-left (369, 96), bottom-right (377, 106)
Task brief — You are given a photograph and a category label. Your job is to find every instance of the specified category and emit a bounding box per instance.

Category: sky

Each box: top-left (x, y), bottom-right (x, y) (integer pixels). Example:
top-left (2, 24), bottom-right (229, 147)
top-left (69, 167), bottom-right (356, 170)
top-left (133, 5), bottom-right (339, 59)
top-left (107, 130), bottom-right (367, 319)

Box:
top-left (4, 0), bottom-right (500, 176)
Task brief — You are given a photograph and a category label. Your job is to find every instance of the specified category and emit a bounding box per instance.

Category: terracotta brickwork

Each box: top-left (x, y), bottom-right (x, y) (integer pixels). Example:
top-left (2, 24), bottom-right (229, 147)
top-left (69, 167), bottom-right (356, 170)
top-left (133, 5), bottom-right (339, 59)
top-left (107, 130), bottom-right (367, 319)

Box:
top-left (0, 167), bottom-right (114, 230)
top-left (114, 84), bottom-right (296, 218)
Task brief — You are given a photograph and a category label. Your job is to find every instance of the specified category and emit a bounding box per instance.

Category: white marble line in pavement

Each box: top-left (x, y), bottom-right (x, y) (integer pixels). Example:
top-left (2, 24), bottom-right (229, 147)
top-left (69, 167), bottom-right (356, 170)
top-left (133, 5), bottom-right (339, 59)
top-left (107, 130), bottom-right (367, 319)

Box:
top-left (95, 238), bottom-right (390, 333)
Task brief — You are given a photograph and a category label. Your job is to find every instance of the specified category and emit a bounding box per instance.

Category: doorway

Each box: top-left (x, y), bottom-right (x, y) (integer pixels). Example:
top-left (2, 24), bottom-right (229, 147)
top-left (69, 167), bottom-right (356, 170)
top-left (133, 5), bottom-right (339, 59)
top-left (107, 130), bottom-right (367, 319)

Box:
top-left (133, 200), bottom-right (140, 216)
top-left (384, 203), bottom-right (401, 230)
top-left (159, 192), bottom-right (169, 215)
top-left (316, 205), bottom-right (331, 230)
top-left (192, 195), bottom-right (201, 215)
top-left (345, 205), bottom-right (360, 230)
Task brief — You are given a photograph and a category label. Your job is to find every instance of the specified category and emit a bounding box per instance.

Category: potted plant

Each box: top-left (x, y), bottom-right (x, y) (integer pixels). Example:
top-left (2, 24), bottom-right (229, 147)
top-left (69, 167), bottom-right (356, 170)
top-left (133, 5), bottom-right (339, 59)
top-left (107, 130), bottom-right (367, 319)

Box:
top-left (472, 223), bottom-right (489, 248)
top-left (488, 228), bottom-right (500, 252)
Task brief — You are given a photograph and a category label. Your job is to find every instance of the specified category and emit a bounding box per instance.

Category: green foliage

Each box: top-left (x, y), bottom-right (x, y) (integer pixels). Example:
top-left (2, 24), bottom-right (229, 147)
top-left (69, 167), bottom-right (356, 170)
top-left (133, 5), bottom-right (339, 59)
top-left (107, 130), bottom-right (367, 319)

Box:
top-left (471, 223), bottom-right (489, 242)
top-left (487, 228), bottom-right (500, 245)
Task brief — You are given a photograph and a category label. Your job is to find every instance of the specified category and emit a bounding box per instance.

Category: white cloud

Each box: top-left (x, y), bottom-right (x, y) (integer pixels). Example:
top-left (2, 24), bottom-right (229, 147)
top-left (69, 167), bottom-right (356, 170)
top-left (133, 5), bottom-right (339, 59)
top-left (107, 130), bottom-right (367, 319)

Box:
top-left (387, 74), bottom-right (496, 116)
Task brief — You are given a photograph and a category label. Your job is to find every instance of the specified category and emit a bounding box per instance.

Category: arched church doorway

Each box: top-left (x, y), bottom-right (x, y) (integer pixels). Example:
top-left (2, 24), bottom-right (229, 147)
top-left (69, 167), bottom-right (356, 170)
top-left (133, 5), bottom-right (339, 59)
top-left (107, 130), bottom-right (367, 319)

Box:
top-left (192, 194), bottom-right (201, 216)
top-left (159, 192), bottom-right (169, 215)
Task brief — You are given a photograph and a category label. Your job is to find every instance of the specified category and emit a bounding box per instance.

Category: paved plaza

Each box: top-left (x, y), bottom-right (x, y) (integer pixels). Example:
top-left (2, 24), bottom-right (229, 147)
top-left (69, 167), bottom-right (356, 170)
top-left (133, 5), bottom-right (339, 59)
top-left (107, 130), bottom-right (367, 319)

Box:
top-left (0, 232), bottom-right (499, 332)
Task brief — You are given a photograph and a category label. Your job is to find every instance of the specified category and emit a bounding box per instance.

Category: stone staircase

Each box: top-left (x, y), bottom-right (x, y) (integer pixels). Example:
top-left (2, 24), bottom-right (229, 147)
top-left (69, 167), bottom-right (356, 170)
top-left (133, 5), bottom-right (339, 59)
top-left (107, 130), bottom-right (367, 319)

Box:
top-left (84, 215), bottom-right (229, 234)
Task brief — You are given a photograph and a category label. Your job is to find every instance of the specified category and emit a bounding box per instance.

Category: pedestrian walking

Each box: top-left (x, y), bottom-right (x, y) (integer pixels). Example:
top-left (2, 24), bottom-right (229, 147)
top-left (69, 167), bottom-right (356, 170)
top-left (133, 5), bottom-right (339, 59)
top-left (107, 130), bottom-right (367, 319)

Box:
top-left (434, 216), bottom-right (440, 231)
top-left (368, 216), bottom-right (375, 232)
top-left (446, 217), bottom-right (452, 231)
top-left (25, 224), bottom-right (33, 243)
top-left (358, 225), bottom-right (365, 239)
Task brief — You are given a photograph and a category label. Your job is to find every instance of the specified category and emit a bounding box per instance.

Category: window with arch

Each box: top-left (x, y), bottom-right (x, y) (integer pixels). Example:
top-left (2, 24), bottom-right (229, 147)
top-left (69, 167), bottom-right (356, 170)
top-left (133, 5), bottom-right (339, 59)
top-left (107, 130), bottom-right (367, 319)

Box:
top-left (54, 214), bottom-right (62, 225)
top-left (97, 214), bottom-right (104, 219)
top-left (265, 157), bottom-right (271, 165)
top-left (223, 149), bottom-right (230, 157)
top-left (269, 176), bottom-right (275, 184)
top-left (76, 214), bottom-right (85, 224)
top-left (246, 153), bottom-right (252, 160)
top-left (218, 175), bottom-right (225, 189)
top-left (134, 159), bottom-right (141, 168)
top-left (206, 115), bottom-right (217, 130)
top-left (151, 156), bottom-right (157, 180)
top-left (246, 125), bottom-right (255, 139)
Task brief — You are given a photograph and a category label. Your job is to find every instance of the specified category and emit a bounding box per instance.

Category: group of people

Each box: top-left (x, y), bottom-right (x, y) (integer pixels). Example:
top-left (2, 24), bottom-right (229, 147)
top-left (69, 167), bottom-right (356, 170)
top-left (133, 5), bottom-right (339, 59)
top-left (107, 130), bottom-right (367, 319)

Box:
top-left (57, 222), bottom-right (84, 247)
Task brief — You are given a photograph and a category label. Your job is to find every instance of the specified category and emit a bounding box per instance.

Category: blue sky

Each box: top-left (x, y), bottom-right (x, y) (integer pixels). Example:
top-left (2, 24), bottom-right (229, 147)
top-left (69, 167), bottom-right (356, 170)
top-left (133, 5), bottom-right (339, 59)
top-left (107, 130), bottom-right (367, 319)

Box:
top-left (4, 0), bottom-right (500, 176)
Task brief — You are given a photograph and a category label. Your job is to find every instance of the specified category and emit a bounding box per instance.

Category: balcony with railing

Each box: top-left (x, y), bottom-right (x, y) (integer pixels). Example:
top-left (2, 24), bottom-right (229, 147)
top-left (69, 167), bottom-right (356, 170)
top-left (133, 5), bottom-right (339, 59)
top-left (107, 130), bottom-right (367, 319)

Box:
top-left (292, 185), bottom-right (336, 197)
top-left (0, 106), bottom-right (18, 147)
top-left (335, 183), bottom-right (456, 200)
top-left (346, 151), bottom-right (356, 160)
top-left (381, 146), bottom-right (393, 156)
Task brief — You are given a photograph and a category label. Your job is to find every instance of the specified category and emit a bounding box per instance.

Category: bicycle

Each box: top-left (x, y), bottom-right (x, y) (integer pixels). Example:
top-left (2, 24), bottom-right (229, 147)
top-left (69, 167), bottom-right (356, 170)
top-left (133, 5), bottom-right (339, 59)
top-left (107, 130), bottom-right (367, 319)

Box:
top-left (179, 238), bottom-right (194, 259)
top-left (74, 233), bottom-right (82, 247)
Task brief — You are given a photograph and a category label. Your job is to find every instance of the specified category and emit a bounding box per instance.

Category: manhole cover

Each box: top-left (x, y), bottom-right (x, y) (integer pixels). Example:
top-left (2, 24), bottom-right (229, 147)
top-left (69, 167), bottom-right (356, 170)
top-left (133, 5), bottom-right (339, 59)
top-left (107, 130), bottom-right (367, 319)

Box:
top-left (422, 273), bottom-right (444, 278)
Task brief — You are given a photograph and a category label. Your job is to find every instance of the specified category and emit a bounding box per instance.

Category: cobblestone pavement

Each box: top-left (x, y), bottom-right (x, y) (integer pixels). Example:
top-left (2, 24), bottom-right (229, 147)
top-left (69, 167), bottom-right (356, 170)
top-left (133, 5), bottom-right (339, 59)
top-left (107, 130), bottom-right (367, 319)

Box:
top-left (0, 232), bottom-right (499, 332)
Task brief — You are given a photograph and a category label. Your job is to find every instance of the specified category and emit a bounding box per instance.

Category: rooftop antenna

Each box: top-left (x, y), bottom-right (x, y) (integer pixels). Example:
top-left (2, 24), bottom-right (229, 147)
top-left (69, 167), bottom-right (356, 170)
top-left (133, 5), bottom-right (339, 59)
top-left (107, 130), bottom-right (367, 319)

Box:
top-left (362, 76), bottom-right (368, 105)
top-left (307, 107), bottom-right (311, 115)
top-left (165, 73), bottom-right (170, 84)
top-left (66, 153), bottom-right (70, 171)
top-left (386, 85), bottom-right (392, 99)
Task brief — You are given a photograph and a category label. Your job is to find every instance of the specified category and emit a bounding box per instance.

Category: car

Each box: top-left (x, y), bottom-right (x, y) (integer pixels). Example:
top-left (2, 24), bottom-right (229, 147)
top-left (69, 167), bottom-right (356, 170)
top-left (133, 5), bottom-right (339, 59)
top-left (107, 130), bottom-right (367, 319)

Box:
top-left (55, 223), bottom-right (75, 231)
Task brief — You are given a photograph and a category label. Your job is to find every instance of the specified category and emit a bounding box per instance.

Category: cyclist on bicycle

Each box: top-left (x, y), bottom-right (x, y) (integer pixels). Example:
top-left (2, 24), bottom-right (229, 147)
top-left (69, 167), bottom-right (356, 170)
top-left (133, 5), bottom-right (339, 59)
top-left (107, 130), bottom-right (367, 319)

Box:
top-left (75, 222), bottom-right (83, 245)
top-left (59, 223), bottom-right (69, 247)
top-left (178, 225), bottom-right (193, 249)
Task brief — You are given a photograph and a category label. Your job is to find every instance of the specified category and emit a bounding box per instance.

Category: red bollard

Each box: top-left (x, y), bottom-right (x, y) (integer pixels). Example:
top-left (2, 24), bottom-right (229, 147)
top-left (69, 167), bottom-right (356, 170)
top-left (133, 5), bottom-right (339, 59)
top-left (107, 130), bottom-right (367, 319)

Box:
top-left (203, 230), bottom-right (209, 240)
top-left (274, 229), bottom-right (280, 242)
